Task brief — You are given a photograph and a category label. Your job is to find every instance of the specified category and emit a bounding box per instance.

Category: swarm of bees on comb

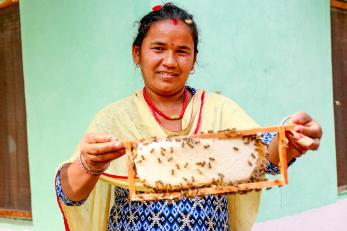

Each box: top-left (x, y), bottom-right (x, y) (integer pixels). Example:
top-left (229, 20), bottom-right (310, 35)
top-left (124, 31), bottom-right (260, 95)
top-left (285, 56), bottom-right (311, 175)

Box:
top-left (129, 129), bottom-right (269, 196)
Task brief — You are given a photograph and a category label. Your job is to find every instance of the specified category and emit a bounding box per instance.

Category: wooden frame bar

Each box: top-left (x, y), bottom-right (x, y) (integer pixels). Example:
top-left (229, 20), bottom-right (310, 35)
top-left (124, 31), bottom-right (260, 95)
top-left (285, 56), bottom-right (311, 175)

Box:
top-left (0, 209), bottom-right (32, 219)
top-left (0, 0), bottom-right (18, 9)
top-left (127, 125), bottom-right (295, 201)
top-left (331, 0), bottom-right (347, 10)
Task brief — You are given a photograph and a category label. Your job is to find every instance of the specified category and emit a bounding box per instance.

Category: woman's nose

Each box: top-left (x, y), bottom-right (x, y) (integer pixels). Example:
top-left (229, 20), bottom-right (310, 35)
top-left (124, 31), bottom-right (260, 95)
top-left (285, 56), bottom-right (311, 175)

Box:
top-left (162, 51), bottom-right (177, 68)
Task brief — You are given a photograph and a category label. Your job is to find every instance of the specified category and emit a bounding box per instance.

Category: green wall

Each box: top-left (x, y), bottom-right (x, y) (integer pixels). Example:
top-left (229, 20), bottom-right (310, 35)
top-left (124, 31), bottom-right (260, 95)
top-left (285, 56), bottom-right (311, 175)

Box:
top-left (5, 0), bottom-right (334, 230)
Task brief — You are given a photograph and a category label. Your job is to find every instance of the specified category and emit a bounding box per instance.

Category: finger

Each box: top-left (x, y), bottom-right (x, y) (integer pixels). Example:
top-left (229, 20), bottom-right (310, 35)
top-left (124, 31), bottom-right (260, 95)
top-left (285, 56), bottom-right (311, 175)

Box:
top-left (288, 130), bottom-right (320, 151)
top-left (294, 123), bottom-right (322, 139)
top-left (85, 133), bottom-right (117, 144)
top-left (286, 132), bottom-right (308, 154)
top-left (290, 112), bottom-right (312, 125)
top-left (82, 141), bottom-right (124, 155)
top-left (85, 149), bottom-right (126, 163)
top-left (287, 144), bottom-right (305, 158)
top-left (308, 138), bottom-right (320, 151)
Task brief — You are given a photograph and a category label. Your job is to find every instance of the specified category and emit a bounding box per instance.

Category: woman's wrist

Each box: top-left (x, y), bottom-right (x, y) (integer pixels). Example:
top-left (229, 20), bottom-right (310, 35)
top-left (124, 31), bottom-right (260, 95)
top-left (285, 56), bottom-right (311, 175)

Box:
top-left (59, 157), bottom-right (102, 202)
top-left (264, 132), bottom-right (298, 167)
top-left (78, 153), bottom-right (109, 176)
top-left (286, 151), bottom-right (297, 164)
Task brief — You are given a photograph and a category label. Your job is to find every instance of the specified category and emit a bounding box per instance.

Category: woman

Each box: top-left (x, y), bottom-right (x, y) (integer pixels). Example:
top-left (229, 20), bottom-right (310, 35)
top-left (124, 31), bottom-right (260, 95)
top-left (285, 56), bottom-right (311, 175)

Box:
top-left (56, 3), bottom-right (322, 231)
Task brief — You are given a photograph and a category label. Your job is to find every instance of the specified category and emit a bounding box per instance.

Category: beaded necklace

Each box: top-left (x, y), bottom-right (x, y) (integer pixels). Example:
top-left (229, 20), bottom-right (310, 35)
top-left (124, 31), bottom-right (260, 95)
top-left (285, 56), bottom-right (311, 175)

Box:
top-left (143, 87), bottom-right (189, 121)
top-left (142, 87), bottom-right (205, 136)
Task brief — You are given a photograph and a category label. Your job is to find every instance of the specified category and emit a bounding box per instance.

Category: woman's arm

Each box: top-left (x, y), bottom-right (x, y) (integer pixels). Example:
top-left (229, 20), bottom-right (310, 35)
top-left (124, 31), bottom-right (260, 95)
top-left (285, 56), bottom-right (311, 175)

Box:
top-left (267, 112), bottom-right (322, 166)
top-left (60, 133), bottom-right (125, 201)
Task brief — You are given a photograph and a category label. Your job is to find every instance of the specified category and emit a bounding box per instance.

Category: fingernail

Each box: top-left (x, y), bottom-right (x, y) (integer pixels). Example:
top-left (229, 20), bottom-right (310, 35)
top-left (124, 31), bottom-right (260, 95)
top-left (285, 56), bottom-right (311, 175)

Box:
top-left (294, 133), bottom-right (303, 141)
top-left (285, 131), bottom-right (292, 137)
top-left (294, 127), bottom-right (302, 133)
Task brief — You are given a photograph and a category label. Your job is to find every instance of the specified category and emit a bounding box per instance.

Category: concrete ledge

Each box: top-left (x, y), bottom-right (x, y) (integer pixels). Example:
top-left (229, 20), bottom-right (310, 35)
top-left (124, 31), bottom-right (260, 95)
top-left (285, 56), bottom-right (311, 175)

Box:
top-left (253, 198), bottom-right (347, 231)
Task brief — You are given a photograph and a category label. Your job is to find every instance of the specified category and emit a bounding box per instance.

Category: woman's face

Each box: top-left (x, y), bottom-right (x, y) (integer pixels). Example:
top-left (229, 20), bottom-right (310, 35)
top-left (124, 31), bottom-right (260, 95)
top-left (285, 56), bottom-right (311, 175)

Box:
top-left (133, 19), bottom-right (195, 96)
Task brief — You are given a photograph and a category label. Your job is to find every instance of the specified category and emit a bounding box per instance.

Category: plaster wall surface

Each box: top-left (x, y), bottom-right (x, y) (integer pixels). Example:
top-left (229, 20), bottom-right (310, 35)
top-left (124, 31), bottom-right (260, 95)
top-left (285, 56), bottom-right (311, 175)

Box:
top-left (0, 0), bottom-right (335, 230)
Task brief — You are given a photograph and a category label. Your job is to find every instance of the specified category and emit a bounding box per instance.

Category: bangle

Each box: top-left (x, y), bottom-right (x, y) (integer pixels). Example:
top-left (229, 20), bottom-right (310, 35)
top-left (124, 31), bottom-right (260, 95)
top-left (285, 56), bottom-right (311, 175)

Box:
top-left (280, 115), bottom-right (292, 125)
top-left (78, 153), bottom-right (107, 176)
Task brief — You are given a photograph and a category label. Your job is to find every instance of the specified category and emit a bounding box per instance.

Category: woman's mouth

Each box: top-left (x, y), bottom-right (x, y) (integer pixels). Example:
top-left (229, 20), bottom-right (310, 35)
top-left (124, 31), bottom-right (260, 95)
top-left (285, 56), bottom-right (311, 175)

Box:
top-left (157, 71), bottom-right (179, 79)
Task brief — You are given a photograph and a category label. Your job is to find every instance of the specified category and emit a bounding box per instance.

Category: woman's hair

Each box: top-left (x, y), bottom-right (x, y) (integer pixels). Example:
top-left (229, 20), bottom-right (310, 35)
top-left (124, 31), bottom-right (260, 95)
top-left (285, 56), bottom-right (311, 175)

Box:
top-left (133, 3), bottom-right (199, 58)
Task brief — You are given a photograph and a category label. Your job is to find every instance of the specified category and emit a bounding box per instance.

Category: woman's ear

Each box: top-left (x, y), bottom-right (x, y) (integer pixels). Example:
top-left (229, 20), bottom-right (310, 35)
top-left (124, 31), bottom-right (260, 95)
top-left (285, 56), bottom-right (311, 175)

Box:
top-left (132, 46), bottom-right (140, 65)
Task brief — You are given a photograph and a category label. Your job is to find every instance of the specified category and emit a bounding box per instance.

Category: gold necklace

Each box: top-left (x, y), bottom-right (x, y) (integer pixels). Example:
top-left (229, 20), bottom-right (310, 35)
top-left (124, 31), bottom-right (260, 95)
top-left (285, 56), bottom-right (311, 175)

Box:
top-left (159, 94), bottom-right (197, 136)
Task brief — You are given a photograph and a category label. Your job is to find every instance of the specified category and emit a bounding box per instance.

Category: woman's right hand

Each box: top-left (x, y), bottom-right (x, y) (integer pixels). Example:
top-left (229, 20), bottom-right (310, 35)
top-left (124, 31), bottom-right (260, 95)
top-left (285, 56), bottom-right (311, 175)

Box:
top-left (79, 132), bottom-right (126, 172)
top-left (60, 133), bottom-right (125, 201)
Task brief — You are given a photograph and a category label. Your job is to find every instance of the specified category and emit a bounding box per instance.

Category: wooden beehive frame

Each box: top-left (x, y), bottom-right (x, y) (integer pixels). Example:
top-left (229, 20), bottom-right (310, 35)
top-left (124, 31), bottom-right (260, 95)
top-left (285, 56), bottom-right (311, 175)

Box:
top-left (125, 125), bottom-right (295, 201)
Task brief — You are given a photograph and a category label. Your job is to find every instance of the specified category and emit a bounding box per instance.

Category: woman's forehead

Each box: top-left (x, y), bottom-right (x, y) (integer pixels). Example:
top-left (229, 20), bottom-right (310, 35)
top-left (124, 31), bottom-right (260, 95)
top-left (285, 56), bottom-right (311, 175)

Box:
top-left (144, 19), bottom-right (194, 45)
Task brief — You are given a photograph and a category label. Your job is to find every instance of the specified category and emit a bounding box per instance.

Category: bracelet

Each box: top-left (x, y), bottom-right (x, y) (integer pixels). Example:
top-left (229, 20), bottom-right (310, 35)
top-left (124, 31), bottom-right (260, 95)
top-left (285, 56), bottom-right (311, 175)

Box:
top-left (280, 115), bottom-right (292, 125)
top-left (78, 153), bottom-right (108, 176)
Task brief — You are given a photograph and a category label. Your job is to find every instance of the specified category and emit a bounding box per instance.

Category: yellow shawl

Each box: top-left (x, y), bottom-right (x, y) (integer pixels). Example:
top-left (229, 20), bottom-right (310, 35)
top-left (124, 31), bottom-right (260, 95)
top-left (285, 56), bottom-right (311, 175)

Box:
top-left (58, 89), bottom-right (261, 231)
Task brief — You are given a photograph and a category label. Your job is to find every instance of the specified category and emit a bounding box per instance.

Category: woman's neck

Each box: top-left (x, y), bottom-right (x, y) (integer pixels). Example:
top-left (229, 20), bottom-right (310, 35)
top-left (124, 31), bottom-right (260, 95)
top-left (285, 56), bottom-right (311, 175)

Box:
top-left (144, 86), bottom-right (187, 107)
top-left (143, 86), bottom-right (193, 132)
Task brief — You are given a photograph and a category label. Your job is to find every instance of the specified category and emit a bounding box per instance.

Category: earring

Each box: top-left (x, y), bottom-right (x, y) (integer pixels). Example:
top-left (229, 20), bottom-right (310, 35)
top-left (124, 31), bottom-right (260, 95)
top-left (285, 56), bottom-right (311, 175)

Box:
top-left (190, 68), bottom-right (195, 74)
top-left (135, 64), bottom-right (140, 68)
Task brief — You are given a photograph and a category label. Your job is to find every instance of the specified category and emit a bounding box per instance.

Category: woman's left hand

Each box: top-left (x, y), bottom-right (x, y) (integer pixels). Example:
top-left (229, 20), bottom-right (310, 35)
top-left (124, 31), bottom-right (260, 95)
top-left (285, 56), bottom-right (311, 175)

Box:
top-left (286, 112), bottom-right (323, 158)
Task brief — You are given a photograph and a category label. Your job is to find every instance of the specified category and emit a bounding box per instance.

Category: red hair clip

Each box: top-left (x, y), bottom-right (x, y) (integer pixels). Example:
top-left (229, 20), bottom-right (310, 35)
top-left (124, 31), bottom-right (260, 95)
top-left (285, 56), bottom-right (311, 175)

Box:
top-left (152, 5), bottom-right (162, 11)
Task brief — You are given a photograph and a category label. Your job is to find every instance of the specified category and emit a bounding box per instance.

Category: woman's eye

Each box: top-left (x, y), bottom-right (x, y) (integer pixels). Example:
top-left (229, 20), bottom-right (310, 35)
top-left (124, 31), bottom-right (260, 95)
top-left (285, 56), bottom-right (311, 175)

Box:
top-left (177, 50), bottom-right (189, 55)
top-left (152, 47), bottom-right (164, 51)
